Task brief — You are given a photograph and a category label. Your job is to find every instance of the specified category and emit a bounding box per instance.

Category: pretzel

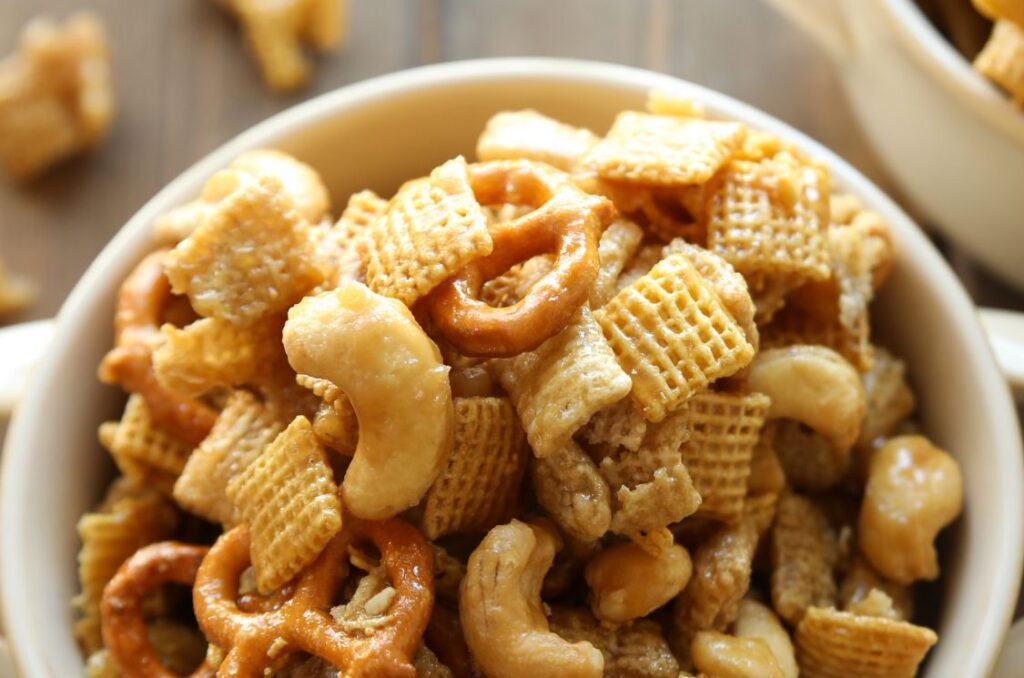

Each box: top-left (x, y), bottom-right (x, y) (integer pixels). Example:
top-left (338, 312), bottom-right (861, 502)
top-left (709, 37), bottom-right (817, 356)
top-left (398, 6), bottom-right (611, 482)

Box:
top-left (98, 250), bottom-right (217, 446)
top-left (100, 542), bottom-right (215, 678)
top-left (194, 518), bottom-right (433, 677)
top-left (428, 160), bottom-right (614, 357)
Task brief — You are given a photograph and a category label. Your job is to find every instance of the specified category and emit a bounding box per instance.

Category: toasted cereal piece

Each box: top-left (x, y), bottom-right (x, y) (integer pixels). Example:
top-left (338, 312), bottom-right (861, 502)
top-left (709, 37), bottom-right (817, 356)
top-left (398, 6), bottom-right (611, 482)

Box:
top-left (325, 189), bottom-right (386, 283)
top-left (476, 110), bottom-right (601, 171)
top-left (154, 170), bottom-right (245, 245)
top-left (975, 20), bottom-right (1024, 103)
top-left (220, 0), bottom-right (346, 92)
top-left (830, 193), bottom-right (863, 226)
top-left (154, 314), bottom-right (284, 397)
top-left (679, 391), bottom-right (770, 523)
top-left (747, 426), bottom-right (786, 496)
top-left (608, 461), bottom-right (703, 536)
top-left (548, 606), bottom-right (680, 678)
top-left (480, 255), bottom-right (554, 308)
top-left (102, 395), bottom-right (194, 494)
top-left (735, 128), bottom-right (800, 163)
top-left (173, 390), bottom-right (285, 525)
top-left (762, 303), bottom-right (871, 373)
top-left (420, 397), bottom-right (528, 539)
top-left (671, 520), bottom-right (759, 665)
top-left (771, 494), bottom-right (838, 625)
top-left (704, 156), bottom-right (831, 292)
top-left (589, 219), bottom-right (644, 308)
top-left (366, 157), bottom-right (492, 306)
top-left (691, 631), bottom-right (785, 678)
top-left (598, 406), bottom-right (692, 490)
top-left (74, 481), bottom-right (179, 654)
top-left (84, 649), bottom-right (120, 678)
top-left (839, 554), bottom-right (914, 621)
top-left (491, 306), bottom-right (631, 457)
top-left (0, 13), bottom-right (113, 179)
top-left (165, 175), bottom-right (324, 324)
top-left (596, 254), bottom-right (756, 422)
top-left (583, 177), bottom-right (707, 245)
top-left (532, 441), bottom-right (612, 542)
top-left (612, 244), bottom-right (664, 294)
top-left (295, 373), bottom-right (359, 455)
top-left (646, 89), bottom-right (706, 118)
top-left (857, 348), bottom-right (916, 449)
top-left (743, 492), bottom-right (780, 537)
top-left (226, 415), bottom-right (343, 592)
top-left (413, 645), bottom-right (454, 678)
top-left (580, 398), bottom-right (648, 452)
top-left (795, 606), bottom-right (937, 678)
top-left (585, 111), bottom-right (745, 186)
top-left (772, 420), bottom-right (848, 492)
top-left (0, 259), bottom-right (36, 316)
top-left (431, 543), bottom-right (467, 603)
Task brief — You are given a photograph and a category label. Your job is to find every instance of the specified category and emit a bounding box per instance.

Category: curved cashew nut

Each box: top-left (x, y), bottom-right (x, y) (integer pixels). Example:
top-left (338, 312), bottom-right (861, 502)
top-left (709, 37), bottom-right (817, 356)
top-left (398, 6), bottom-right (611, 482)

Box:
top-left (283, 282), bottom-right (454, 520)
top-left (858, 435), bottom-right (963, 584)
top-left (733, 599), bottom-right (797, 678)
top-left (691, 631), bottom-right (784, 678)
top-left (584, 541), bottom-right (692, 623)
top-left (744, 345), bottom-right (866, 456)
top-left (460, 520), bottom-right (604, 678)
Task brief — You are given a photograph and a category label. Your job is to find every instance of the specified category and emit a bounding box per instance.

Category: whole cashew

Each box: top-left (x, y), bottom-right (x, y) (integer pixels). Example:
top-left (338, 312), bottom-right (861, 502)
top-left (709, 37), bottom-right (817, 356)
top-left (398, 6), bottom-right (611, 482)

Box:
top-left (460, 520), bottom-right (604, 678)
top-left (691, 631), bottom-right (784, 678)
top-left (858, 435), bottom-right (963, 584)
top-left (744, 345), bottom-right (866, 457)
top-left (584, 541), bottom-right (692, 623)
top-left (733, 599), bottom-right (797, 678)
top-left (283, 282), bottom-right (454, 519)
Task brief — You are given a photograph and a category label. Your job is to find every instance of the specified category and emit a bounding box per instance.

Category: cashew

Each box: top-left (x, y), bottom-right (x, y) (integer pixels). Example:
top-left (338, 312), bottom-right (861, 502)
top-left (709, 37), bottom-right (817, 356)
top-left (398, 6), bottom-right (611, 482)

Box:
top-left (858, 435), bottom-right (963, 584)
top-left (691, 631), bottom-right (784, 678)
top-left (584, 541), bottom-right (692, 623)
top-left (744, 345), bottom-right (866, 459)
top-left (283, 282), bottom-right (454, 519)
top-left (733, 599), bottom-right (797, 678)
top-left (460, 520), bottom-right (604, 678)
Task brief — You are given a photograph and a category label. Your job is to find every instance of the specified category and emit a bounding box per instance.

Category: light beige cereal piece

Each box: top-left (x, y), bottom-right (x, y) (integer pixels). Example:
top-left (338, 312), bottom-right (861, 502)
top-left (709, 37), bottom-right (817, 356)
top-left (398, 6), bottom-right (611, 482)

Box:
top-left (531, 441), bottom-right (612, 542)
top-left (771, 493), bottom-right (838, 625)
top-left (612, 244), bottom-right (664, 294)
top-left (432, 543), bottom-right (467, 603)
top-left (646, 89), bottom-right (707, 118)
top-left (0, 12), bottom-right (113, 179)
top-left (420, 397), bottom-right (528, 539)
top-left (736, 128), bottom-right (800, 163)
top-left (165, 175), bottom-right (324, 324)
top-left (154, 169), bottom-right (245, 245)
top-left (975, 20), bottom-right (1024, 103)
top-left (772, 420), bottom-right (848, 491)
top-left (317, 189), bottom-right (386, 285)
top-left (744, 492), bottom-right (780, 537)
top-left (795, 606), bottom-right (937, 678)
top-left (681, 391), bottom-right (770, 523)
top-left (734, 598), bottom-right (798, 678)
top-left (671, 520), bottom-right (759, 665)
top-left (173, 390), bottom-right (285, 525)
top-left (762, 303), bottom-right (870, 373)
top-left (596, 254), bottom-right (756, 422)
top-left (691, 631), bottom-right (784, 678)
top-left (295, 373), bottom-right (359, 455)
top-left (747, 427), bottom-right (786, 496)
top-left (586, 111), bottom-right (745, 186)
top-left (220, 0), bottom-right (346, 92)
top-left (548, 606), bottom-right (680, 678)
top-left (491, 306), bottom-right (631, 457)
top-left (102, 395), bottom-right (194, 494)
top-left (366, 156), bottom-right (492, 306)
top-left (580, 397), bottom-right (648, 452)
top-left (583, 177), bottom-right (707, 245)
top-left (480, 255), bottom-right (554, 308)
top-left (857, 347), bottom-right (916, 449)
top-left (589, 219), bottom-right (644, 308)
top-left (225, 415), bottom-right (343, 592)
top-left (476, 110), bottom-right (600, 171)
top-left (839, 555), bottom-right (914, 622)
top-left (73, 481), bottom-right (179, 654)
top-left (154, 314), bottom-right (283, 397)
top-left (0, 259), bottom-right (36, 316)
top-left (830, 193), bottom-right (864, 226)
top-left (704, 156), bottom-right (831, 290)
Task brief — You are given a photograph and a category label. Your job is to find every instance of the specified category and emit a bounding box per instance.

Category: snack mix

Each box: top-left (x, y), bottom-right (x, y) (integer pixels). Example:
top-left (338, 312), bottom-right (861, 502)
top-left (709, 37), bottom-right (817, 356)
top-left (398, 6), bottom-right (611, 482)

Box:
top-left (78, 92), bottom-right (963, 678)
top-left (972, 0), bottom-right (1024, 105)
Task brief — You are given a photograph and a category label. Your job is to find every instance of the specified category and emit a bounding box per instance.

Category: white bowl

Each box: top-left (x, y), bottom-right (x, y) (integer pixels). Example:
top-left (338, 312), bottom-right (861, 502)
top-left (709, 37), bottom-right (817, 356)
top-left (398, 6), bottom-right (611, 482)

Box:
top-left (2, 59), bottom-right (1021, 677)
top-left (767, 0), bottom-right (1024, 290)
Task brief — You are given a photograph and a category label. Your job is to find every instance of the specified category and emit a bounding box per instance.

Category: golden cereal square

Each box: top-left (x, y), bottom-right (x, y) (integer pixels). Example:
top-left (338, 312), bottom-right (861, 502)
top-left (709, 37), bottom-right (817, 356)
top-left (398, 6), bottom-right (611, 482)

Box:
top-left (366, 156), bottom-right (492, 306)
top-left (771, 494), bottom-right (839, 625)
top-left (476, 110), bottom-right (601, 171)
top-left (319, 189), bottom-right (386, 284)
top-left (704, 157), bottom-right (831, 285)
top-left (975, 20), bottom-right (1024, 103)
top-left (174, 390), bottom-right (286, 525)
top-left (795, 606), bottom-right (937, 678)
top-left (103, 395), bottom-right (194, 485)
top-left (680, 391), bottom-right (770, 524)
top-left (296, 373), bottom-right (359, 455)
top-left (227, 415), bottom-right (343, 592)
top-left (586, 111), bottom-right (745, 186)
top-left (491, 306), bottom-right (632, 457)
top-left (420, 397), bottom-right (528, 539)
top-left (164, 174), bottom-right (324, 325)
top-left (595, 254), bottom-right (755, 422)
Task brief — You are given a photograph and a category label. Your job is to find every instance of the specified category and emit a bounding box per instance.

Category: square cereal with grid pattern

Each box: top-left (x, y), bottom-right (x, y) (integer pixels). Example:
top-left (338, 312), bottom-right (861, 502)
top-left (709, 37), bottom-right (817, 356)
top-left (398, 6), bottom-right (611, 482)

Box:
top-left (103, 394), bottom-right (194, 486)
top-left (420, 397), bottom-right (528, 539)
top-left (366, 156), bottom-right (492, 306)
top-left (585, 111), bottom-right (745, 186)
top-left (226, 415), bottom-right (342, 592)
top-left (595, 253), bottom-right (755, 423)
top-left (476, 110), bottom-right (600, 172)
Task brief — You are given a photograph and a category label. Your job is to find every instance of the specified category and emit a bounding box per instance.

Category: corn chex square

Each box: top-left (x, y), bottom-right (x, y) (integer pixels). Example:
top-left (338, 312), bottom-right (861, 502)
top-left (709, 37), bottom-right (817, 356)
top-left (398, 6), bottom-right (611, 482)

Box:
top-left (101, 395), bottom-right (194, 494)
top-left (477, 110), bottom-right (600, 171)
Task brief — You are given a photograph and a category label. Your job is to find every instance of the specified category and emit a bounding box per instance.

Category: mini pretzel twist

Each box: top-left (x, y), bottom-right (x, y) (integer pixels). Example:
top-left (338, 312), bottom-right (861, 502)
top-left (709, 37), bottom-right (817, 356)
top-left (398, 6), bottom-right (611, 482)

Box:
top-left (428, 160), bottom-right (614, 357)
top-left (98, 249), bottom-right (217, 445)
top-left (100, 542), bottom-right (215, 678)
top-left (194, 517), bottom-right (434, 677)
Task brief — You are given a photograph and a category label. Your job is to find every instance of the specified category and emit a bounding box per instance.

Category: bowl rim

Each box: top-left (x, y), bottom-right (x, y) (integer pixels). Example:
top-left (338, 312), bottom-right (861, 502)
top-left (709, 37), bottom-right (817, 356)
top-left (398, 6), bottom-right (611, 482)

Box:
top-left (2, 57), bottom-right (1021, 677)
top-left (881, 0), bottom-right (1024, 146)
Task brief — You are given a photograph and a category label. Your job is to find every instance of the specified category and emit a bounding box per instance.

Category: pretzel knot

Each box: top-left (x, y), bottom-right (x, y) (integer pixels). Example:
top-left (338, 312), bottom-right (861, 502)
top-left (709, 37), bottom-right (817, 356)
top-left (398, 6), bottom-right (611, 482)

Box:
top-left (428, 160), bottom-right (615, 357)
top-left (100, 542), bottom-right (215, 678)
top-left (194, 517), bottom-right (434, 678)
top-left (98, 249), bottom-right (217, 445)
